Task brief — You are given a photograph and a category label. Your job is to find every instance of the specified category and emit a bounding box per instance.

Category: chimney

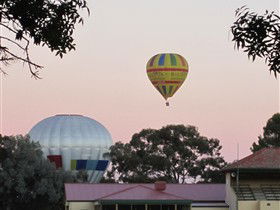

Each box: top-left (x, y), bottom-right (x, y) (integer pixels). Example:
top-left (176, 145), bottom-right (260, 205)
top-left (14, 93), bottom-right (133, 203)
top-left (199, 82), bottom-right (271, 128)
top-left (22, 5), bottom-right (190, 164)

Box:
top-left (154, 181), bottom-right (166, 191)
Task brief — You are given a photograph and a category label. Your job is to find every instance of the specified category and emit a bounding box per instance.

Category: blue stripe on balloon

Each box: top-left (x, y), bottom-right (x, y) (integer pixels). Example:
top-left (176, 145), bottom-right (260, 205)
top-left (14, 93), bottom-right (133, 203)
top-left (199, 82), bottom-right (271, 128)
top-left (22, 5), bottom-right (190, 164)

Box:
top-left (158, 54), bottom-right (166, 66)
top-left (77, 160), bottom-right (87, 169)
top-left (86, 160), bottom-right (98, 170)
top-left (96, 160), bottom-right (109, 171)
top-left (72, 159), bottom-right (109, 170)
top-left (162, 86), bottom-right (167, 95)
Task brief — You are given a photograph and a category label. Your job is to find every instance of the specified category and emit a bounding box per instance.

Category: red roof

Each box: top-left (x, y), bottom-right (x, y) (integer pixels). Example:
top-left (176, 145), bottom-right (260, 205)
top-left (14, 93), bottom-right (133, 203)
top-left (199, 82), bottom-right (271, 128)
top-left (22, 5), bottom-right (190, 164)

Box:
top-left (99, 185), bottom-right (185, 201)
top-left (224, 147), bottom-right (280, 171)
top-left (65, 183), bottom-right (226, 202)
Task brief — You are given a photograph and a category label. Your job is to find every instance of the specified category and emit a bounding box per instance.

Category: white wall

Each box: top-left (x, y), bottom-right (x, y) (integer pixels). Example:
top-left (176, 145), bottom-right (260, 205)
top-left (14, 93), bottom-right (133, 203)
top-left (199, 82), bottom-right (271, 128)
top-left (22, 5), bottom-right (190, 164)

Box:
top-left (259, 201), bottom-right (280, 210)
top-left (238, 201), bottom-right (259, 210)
top-left (225, 173), bottom-right (237, 210)
top-left (68, 202), bottom-right (95, 210)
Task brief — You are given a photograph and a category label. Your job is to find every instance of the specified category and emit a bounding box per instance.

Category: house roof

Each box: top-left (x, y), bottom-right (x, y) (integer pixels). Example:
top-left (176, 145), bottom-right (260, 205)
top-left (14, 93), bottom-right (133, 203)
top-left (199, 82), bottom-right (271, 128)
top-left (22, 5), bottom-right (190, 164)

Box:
top-left (65, 183), bottom-right (226, 202)
top-left (99, 185), bottom-right (185, 200)
top-left (223, 147), bottom-right (280, 171)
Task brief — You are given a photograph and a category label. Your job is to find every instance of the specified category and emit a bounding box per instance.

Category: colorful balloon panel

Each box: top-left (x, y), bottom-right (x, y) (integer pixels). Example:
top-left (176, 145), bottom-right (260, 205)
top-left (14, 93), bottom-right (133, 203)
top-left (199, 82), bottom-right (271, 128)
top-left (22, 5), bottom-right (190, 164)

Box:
top-left (146, 53), bottom-right (189, 100)
top-left (71, 159), bottom-right (109, 171)
top-left (29, 115), bottom-right (113, 183)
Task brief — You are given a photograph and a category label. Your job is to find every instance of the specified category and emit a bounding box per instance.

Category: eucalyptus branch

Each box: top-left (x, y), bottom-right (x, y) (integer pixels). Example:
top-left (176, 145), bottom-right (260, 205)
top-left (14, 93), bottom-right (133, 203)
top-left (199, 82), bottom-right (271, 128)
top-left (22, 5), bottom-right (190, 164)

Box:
top-left (0, 22), bottom-right (29, 43)
top-left (2, 47), bottom-right (42, 78)
top-left (0, 22), bottom-right (18, 36)
top-left (0, 36), bottom-right (25, 50)
top-left (0, 0), bottom-right (89, 78)
top-left (0, 67), bottom-right (7, 76)
top-left (0, 22), bottom-right (42, 78)
top-left (232, 7), bottom-right (280, 76)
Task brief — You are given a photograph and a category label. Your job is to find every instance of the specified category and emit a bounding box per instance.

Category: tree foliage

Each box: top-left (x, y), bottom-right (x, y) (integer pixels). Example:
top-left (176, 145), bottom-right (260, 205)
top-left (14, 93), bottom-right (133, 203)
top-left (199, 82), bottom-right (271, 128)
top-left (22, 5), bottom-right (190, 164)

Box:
top-left (0, 0), bottom-right (89, 78)
top-left (103, 125), bottom-right (226, 184)
top-left (231, 6), bottom-right (280, 76)
top-left (0, 135), bottom-right (75, 210)
top-left (251, 113), bottom-right (280, 152)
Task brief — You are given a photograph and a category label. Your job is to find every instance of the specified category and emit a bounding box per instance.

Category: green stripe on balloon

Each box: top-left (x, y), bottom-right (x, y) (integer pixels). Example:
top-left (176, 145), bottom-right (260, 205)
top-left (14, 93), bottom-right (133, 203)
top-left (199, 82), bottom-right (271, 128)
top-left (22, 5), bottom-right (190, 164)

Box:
top-left (169, 86), bottom-right (173, 94)
top-left (170, 54), bottom-right (177, 66)
top-left (71, 160), bottom-right (77, 170)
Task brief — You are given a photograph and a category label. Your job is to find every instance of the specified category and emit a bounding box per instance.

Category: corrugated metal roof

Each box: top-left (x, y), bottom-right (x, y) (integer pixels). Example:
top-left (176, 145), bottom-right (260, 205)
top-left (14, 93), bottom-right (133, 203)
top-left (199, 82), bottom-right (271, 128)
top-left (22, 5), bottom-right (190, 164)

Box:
top-left (65, 183), bottom-right (226, 202)
top-left (99, 185), bottom-right (186, 200)
top-left (223, 147), bottom-right (280, 171)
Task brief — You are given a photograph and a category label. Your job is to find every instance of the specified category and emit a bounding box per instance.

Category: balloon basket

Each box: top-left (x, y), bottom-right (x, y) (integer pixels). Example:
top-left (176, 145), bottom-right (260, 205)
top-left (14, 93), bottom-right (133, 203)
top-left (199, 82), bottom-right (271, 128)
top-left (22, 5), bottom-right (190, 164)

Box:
top-left (166, 101), bottom-right (169, 106)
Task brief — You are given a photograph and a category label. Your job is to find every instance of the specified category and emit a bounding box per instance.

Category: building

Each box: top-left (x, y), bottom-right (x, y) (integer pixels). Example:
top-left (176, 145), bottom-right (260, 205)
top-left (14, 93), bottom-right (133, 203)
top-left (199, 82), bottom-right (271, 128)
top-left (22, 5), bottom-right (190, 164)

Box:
top-left (65, 147), bottom-right (280, 210)
top-left (65, 182), bottom-right (228, 210)
top-left (223, 147), bottom-right (280, 210)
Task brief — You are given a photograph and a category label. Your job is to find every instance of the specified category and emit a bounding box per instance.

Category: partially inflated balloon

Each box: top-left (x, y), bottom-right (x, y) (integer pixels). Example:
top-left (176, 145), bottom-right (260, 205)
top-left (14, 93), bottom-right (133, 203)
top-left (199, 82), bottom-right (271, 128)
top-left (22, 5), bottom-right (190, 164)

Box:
top-left (146, 53), bottom-right (189, 104)
top-left (29, 114), bottom-right (112, 183)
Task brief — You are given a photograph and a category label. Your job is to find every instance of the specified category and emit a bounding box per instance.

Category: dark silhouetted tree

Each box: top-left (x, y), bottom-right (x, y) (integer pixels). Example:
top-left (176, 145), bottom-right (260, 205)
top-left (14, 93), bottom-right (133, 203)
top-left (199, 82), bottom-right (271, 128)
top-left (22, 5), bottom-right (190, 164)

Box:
top-left (231, 7), bottom-right (280, 76)
top-left (251, 113), bottom-right (280, 152)
top-left (0, 135), bottom-right (75, 210)
top-left (103, 125), bottom-right (226, 184)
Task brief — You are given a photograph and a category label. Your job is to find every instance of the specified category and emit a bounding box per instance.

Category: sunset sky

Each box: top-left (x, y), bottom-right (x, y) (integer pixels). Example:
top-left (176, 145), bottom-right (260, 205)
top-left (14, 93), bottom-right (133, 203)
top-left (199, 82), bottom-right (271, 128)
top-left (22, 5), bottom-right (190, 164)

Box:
top-left (0, 0), bottom-right (279, 162)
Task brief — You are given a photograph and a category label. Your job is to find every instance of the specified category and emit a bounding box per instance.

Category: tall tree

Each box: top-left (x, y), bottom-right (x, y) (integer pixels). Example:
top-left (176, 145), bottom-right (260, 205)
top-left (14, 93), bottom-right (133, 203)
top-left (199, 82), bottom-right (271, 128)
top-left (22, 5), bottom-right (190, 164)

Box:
top-left (0, 0), bottom-right (89, 78)
top-left (251, 113), bottom-right (280, 152)
top-left (103, 125), bottom-right (226, 184)
top-left (0, 135), bottom-right (75, 210)
top-left (231, 7), bottom-right (280, 76)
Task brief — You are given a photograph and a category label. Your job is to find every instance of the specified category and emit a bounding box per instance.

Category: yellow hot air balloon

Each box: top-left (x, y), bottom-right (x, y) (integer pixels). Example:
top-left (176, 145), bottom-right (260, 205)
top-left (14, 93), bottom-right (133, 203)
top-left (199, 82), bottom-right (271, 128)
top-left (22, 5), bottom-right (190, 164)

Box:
top-left (146, 53), bottom-right (189, 106)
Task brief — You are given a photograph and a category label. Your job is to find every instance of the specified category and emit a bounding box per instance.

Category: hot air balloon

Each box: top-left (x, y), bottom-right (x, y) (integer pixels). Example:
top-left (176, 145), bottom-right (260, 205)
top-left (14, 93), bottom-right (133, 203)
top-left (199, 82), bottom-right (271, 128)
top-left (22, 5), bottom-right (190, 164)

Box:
top-left (146, 53), bottom-right (189, 106)
top-left (28, 114), bottom-right (113, 183)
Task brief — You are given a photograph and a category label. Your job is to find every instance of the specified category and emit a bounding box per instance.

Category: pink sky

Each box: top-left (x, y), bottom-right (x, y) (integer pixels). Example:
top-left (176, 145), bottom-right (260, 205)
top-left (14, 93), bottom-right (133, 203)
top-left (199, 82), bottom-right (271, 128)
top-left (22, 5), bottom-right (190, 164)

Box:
top-left (0, 0), bottom-right (279, 162)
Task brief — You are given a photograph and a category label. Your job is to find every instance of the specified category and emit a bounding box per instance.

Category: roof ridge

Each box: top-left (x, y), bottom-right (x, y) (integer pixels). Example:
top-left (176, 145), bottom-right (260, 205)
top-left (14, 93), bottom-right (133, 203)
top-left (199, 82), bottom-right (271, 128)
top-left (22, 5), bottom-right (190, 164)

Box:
top-left (224, 147), bottom-right (280, 170)
top-left (97, 184), bottom-right (190, 201)
top-left (138, 184), bottom-right (188, 200)
top-left (96, 184), bottom-right (141, 200)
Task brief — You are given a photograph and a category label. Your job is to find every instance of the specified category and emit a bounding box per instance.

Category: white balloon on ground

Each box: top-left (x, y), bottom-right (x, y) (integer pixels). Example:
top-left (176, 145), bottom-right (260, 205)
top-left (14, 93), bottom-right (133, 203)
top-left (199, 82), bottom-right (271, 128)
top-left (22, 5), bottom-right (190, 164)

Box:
top-left (28, 114), bottom-right (113, 183)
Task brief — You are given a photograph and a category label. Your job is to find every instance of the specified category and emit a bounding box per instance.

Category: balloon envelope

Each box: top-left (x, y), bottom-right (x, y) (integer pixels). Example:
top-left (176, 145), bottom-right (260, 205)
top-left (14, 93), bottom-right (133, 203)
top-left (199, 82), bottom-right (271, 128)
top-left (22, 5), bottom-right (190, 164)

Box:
top-left (29, 114), bottom-right (113, 183)
top-left (146, 53), bottom-right (189, 101)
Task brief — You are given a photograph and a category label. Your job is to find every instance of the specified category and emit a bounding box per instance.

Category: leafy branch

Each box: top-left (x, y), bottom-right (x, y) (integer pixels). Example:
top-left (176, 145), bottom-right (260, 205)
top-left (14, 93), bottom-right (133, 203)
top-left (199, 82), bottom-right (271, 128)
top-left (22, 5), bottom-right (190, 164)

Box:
top-left (232, 6), bottom-right (280, 77)
top-left (0, 23), bottom-right (43, 78)
top-left (0, 0), bottom-right (89, 78)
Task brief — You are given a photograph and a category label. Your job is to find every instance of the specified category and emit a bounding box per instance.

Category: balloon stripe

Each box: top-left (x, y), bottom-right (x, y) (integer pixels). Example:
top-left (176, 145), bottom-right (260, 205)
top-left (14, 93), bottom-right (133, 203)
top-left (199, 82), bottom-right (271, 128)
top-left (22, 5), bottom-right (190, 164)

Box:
top-left (71, 159), bottom-right (108, 170)
top-left (71, 160), bottom-right (77, 170)
top-left (169, 86), bottom-right (174, 94)
top-left (149, 55), bottom-right (157, 67)
top-left (152, 80), bottom-right (182, 84)
top-left (47, 155), bottom-right (62, 168)
top-left (162, 85), bottom-right (167, 95)
top-left (178, 55), bottom-right (187, 66)
top-left (174, 85), bottom-right (180, 93)
top-left (86, 160), bottom-right (98, 170)
top-left (159, 86), bottom-right (167, 99)
top-left (156, 86), bottom-right (164, 97)
top-left (147, 68), bottom-right (188, 72)
top-left (158, 54), bottom-right (166, 66)
top-left (96, 160), bottom-right (109, 171)
top-left (77, 160), bottom-right (87, 169)
top-left (170, 54), bottom-right (177, 66)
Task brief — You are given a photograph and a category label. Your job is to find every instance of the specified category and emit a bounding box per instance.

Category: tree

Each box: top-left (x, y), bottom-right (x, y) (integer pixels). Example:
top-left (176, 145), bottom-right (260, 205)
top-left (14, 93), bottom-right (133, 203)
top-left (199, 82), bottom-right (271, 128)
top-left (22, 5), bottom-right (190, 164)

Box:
top-left (231, 6), bottom-right (280, 76)
top-left (0, 0), bottom-right (89, 78)
top-left (251, 113), bottom-right (280, 152)
top-left (103, 125), bottom-right (226, 184)
top-left (0, 135), bottom-right (75, 210)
